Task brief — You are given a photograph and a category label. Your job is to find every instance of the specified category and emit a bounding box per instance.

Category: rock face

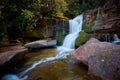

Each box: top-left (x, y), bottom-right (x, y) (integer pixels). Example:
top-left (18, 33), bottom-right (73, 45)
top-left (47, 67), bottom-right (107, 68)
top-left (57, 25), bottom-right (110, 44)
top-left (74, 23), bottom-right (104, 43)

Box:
top-left (90, 0), bottom-right (120, 33)
top-left (25, 18), bottom-right (69, 38)
top-left (82, 9), bottom-right (97, 33)
top-left (24, 40), bottom-right (57, 49)
top-left (101, 0), bottom-right (120, 33)
top-left (40, 18), bottom-right (69, 38)
top-left (73, 38), bottom-right (120, 80)
top-left (73, 0), bottom-right (120, 79)
top-left (81, 0), bottom-right (120, 45)
top-left (92, 8), bottom-right (103, 31)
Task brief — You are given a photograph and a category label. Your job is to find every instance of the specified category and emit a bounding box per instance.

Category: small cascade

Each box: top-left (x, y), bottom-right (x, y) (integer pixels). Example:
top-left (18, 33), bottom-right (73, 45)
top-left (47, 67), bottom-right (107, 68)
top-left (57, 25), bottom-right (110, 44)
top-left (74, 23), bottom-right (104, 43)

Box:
top-left (113, 34), bottom-right (120, 44)
top-left (62, 32), bottom-right (79, 49)
top-left (60, 14), bottom-right (83, 50)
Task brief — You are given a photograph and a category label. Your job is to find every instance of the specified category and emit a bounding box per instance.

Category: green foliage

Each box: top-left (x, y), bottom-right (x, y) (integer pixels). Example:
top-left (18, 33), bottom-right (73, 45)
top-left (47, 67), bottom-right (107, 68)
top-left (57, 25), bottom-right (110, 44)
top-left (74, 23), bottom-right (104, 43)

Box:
top-left (65, 0), bottom-right (108, 17)
top-left (82, 19), bottom-right (95, 33)
top-left (41, 0), bottom-right (68, 17)
top-left (0, 0), bottom-right (108, 41)
top-left (0, 0), bottom-right (42, 40)
top-left (0, 33), bottom-right (8, 41)
top-left (56, 30), bottom-right (65, 45)
top-left (19, 9), bottom-right (36, 32)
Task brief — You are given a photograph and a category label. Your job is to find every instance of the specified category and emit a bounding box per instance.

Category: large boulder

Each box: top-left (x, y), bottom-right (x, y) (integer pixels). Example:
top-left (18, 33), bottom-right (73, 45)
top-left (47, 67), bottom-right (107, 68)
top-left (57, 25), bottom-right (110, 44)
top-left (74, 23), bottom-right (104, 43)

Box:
top-left (73, 38), bottom-right (120, 80)
top-left (88, 48), bottom-right (120, 80)
top-left (24, 40), bottom-right (57, 49)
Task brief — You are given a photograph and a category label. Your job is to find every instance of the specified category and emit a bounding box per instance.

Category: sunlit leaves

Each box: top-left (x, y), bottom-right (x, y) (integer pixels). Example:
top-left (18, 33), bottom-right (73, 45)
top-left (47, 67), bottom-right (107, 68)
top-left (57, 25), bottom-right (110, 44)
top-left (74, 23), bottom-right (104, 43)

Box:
top-left (41, 0), bottom-right (68, 17)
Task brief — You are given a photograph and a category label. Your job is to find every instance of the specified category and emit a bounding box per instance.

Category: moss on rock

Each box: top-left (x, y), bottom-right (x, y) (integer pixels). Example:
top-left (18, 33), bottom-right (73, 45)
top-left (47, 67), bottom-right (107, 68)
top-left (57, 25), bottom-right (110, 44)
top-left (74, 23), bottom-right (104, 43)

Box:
top-left (75, 31), bottom-right (92, 47)
top-left (56, 30), bottom-right (65, 45)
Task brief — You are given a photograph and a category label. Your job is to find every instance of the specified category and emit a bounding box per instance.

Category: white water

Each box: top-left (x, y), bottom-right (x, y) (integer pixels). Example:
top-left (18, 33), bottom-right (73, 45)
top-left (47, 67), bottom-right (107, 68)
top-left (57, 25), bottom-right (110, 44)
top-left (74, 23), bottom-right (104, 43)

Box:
top-left (59, 14), bottom-right (83, 49)
top-left (113, 34), bottom-right (120, 43)
top-left (1, 14), bottom-right (83, 80)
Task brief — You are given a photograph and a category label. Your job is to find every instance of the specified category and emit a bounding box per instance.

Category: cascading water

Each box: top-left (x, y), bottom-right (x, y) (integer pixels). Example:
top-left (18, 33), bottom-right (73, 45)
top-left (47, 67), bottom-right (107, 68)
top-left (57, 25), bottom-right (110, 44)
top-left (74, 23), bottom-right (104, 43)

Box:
top-left (1, 14), bottom-right (83, 80)
top-left (58, 14), bottom-right (83, 51)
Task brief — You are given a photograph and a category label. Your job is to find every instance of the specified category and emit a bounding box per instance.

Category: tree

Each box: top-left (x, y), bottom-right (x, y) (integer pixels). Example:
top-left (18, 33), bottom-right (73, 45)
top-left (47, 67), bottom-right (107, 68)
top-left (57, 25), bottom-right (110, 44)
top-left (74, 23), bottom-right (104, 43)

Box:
top-left (0, 0), bottom-right (42, 40)
top-left (41, 0), bottom-right (68, 17)
top-left (0, 0), bottom-right (108, 41)
top-left (65, 0), bottom-right (108, 18)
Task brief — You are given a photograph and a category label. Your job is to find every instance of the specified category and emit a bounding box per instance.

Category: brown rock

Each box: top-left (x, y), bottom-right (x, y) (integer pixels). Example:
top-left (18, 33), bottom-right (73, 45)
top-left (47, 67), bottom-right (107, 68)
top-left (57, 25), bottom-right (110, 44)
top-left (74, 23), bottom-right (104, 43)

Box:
top-left (97, 0), bottom-right (120, 33)
top-left (73, 38), bottom-right (118, 64)
top-left (73, 38), bottom-right (120, 80)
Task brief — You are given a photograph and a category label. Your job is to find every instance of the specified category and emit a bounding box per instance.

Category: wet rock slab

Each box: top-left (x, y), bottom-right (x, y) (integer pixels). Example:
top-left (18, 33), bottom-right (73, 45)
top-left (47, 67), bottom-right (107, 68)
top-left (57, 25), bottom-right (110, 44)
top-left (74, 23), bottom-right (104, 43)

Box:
top-left (24, 40), bottom-right (57, 49)
top-left (73, 38), bottom-right (120, 80)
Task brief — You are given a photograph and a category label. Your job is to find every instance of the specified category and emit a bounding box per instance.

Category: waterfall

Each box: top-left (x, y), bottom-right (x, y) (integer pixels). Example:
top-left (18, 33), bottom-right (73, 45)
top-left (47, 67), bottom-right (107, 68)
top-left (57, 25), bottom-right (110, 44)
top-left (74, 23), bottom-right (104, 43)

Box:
top-left (58, 14), bottom-right (83, 50)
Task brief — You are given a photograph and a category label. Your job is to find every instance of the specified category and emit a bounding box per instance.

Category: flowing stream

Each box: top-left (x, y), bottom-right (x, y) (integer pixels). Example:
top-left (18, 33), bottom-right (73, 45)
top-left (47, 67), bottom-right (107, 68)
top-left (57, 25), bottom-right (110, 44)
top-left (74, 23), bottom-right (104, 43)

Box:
top-left (1, 14), bottom-right (84, 80)
top-left (18, 14), bottom-right (83, 79)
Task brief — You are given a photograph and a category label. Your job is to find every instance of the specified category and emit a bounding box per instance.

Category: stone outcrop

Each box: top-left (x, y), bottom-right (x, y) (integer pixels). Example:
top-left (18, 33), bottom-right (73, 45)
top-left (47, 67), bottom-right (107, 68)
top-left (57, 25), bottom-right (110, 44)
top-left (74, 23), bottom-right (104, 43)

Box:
top-left (73, 38), bottom-right (120, 80)
top-left (23, 18), bottom-right (69, 40)
top-left (101, 0), bottom-right (120, 33)
top-left (90, 0), bottom-right (120, 34)
top-left (0, 45), bottom-right (28, 76)
top-left (82, 9), bottom-right (97, 33)
top-left (24, 40), bottom-right (57, 49)
top-left (80, 0), bottom-right (120, 45)
top-left (88, 48), bottom-right (120, 80)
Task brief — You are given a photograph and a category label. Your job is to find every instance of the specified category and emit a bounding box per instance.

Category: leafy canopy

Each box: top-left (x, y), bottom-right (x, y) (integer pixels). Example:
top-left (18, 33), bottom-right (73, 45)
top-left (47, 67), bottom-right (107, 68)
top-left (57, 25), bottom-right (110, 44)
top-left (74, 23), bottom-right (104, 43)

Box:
top-left (0, 0), bottom-right (108, 41)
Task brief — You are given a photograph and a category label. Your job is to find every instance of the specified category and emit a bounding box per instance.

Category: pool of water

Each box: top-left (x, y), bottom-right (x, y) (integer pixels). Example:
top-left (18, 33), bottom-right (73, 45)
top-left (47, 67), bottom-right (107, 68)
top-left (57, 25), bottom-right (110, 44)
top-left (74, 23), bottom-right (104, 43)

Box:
top-left (4, 47), bottom-right (101, 80)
